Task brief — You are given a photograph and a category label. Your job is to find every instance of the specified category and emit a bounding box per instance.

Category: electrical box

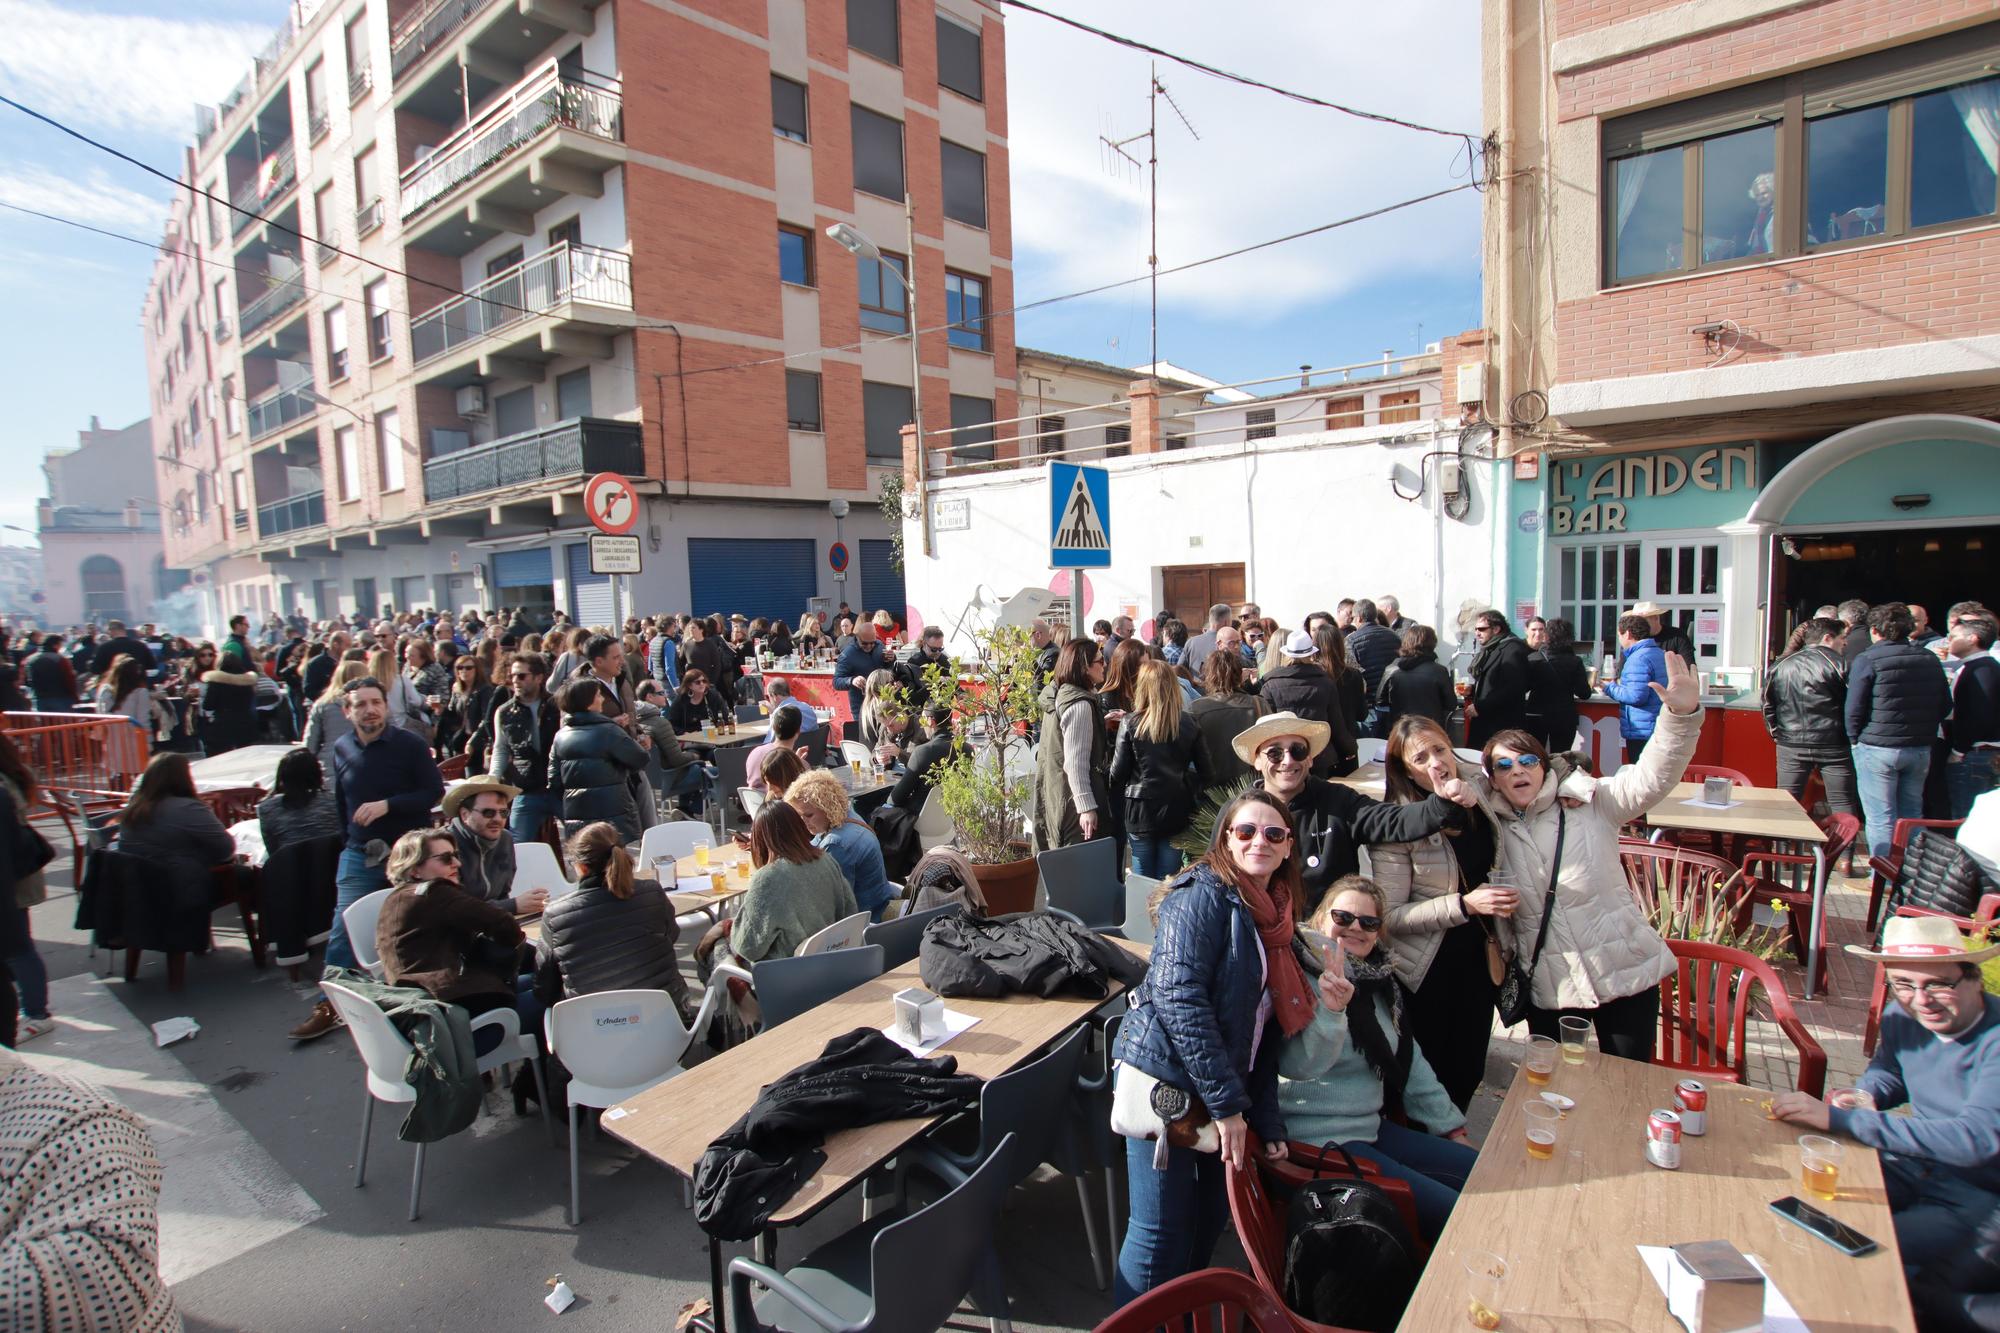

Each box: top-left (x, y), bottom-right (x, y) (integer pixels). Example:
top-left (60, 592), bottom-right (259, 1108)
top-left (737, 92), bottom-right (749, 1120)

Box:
top-left (1456, 361), bottom-right (1491, 405)
top-left (455, 384), bottom-right (487, 417)
top-left (1437, 457), bottom-right (1464, 497)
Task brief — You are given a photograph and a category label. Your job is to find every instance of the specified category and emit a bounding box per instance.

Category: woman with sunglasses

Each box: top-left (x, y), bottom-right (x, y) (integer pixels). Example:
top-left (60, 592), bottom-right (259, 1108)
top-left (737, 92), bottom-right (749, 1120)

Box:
top-left (1033, 640), bottom-right (1112, 851)
top-left (1280, 876), bottom-right (1474, 1244)
top-left (434, 653), bottom-right (495, 763)
top-left (1112, 791), bottom-right (1315, 1303)
top-left (1478, 650), bottom-right (1704, 1061)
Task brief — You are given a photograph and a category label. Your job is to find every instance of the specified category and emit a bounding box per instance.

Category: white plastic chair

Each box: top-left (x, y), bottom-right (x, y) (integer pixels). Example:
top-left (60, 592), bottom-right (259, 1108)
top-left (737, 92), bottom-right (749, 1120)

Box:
top-left (343, 887), bottom-right (394, 979)
top-left (544, 983), bottom-right (720, 1224)
top-left (797, 910), bottom-right (870, 957)
top-left (638, 820), bottom-right (713, 870)
top-left (739, 786), bottom-right (767, 818)
top-left (514, 841), bottom-right (573, 902)
top-left (321, 980), bottom-right (550, 1221)
top-left (916, 787), bottom-right (954, 851)
top-left (1355, 738), bottom-right (1387, 767)
top-left (841, 739), bottom-right (874, 768)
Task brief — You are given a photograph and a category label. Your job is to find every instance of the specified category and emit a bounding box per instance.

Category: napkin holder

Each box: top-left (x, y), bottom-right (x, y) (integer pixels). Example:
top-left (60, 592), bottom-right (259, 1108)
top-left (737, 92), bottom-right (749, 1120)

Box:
top-left (1666, 1241), bottom-right (1764, 1333)
top-left (893, 987), bottom-right (944, 1045)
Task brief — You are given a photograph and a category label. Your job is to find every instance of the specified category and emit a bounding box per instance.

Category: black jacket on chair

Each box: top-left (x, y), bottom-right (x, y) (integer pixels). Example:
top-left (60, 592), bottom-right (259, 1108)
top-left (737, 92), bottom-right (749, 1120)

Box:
top-left (1108, 714), bottom-right (1212, 836)
top-left (259, 832), bottom-right (344, 967)
top-left (1762, 644), bottom-right (1849, 760)
top-left (1847, 640), bottom-right (1951, 749)
top-left (76, 847), bottom-right (215, 955)
top-left (551, 711), bottom-right (649, 842)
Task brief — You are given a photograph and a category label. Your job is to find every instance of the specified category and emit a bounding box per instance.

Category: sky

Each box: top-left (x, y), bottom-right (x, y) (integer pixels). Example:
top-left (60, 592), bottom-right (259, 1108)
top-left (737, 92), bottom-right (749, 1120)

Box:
top-left (0, 0), bottom-right (1483, 547)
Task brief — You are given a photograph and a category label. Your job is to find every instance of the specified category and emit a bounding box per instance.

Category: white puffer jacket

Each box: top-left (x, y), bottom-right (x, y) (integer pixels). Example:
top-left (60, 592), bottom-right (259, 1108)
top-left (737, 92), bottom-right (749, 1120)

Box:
top-left (1480, 703), bottom-right (1703, 1011)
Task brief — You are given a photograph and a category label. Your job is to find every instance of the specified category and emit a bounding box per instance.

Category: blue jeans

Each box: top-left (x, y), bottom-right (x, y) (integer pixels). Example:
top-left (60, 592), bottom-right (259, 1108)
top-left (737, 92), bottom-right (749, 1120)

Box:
top-left (508, 792), bottom-right (559, 845)
top-left (1855, 744), bottom-right (1932, 859)
top-left (1882, 1152), bottom-right (2000, 1276)
top-left (1346, 1121), bottom-right (1477, 1243)
top-left (5, 907), bottom-right (47, 1021)
top-left (1115, 1135), bottom-right (1228, 1306)
top-left (1129, 835), bottom-right (1185, 881)
top-left (1947, 752), bottom-right (2000, 820)
top-left (323, 848), bottom-right (387, 973)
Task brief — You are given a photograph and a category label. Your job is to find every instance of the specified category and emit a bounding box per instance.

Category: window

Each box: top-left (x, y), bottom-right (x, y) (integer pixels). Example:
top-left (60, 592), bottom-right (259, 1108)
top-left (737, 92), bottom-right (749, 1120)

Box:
top-left (363, 280), bottom-right (390, 361)
top-left (1246, 407), bottom-right (1276, 440)
top-left (1103, 424), bottom-right (1131, 459)
top-left (847, 0), bottom-right (898, 65)
top-left (944, 270), bottom-right (988, 350)
top-left (1554, 537), bottom-right (1723, 662)
top-left (1379, 389), bottom-right (1422, 424)
top-left (862, 381), bottom-right (912, 461)
top-left (940, 140), bottom-right (987, 227)
top-left (937, 16), bottom-right (982, 101)
top-left (222, 375), bottom-right (242, 434)
top-left (231, 471), bottom-right (248, 521)
top-left (1807, 106), bottom-right (1889, 243)
top-left (336, 424), bottom-right (360, 501)
top-left (494, 387), bottom-right (534, 437)
top-left (772, 75), bottom-right (809, 142)
top-left (324, 305), bottom-right (349, 380)
top-left (778, 225), bottom-right (815, 286)
top-left (857, 251), bottom-right (908, 332)
top-left (1037, 414), bottom-right (1066, 455)
top-left (851, 105), bottom-right (905, 200)
top-left (305, 59), bottom-right (328, 136)
top-left (313, 184), bottom-right (337, 258)
top-left (556, 367), bottom-right (592, 419)
top-left (353, 146), bottom-right (379, 212)
top-left (344, 14), bottom-right (369, 94)
top-left (1913, 78), bottom-right (2000, 228)
top-left (213, 278), bottom-right (229, 327)
top-left (187, 396), bottom-right (202, 440)
top-left (786, 370), bottom-right (822, 431)
top-left (376, 408), bottom-right (404, 491)
top-left (950, 395), bottom-right (995, 463)
top-left (547, 217), bottom-right (582, 250)
top-left (1324, 395), bottom-right (1363, 429)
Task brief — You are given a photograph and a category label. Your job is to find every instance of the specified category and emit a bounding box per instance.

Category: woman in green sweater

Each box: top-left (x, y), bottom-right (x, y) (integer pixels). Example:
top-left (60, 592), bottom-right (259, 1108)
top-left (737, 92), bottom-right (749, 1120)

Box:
top-left (1278, 875), bottom-right (1476, 1243)
top-left (695, 800), bottom-right (856, 970)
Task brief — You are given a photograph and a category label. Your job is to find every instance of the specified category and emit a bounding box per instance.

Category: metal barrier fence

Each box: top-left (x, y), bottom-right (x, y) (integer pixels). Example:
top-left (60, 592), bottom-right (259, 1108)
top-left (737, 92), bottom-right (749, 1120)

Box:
top-left (0, 713), bottom-right (151, 792)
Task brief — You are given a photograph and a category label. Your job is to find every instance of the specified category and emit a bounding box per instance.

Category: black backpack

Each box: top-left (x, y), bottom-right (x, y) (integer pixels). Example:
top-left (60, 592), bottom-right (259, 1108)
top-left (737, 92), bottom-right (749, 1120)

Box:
top-left (1279, 1142), bottom-right (1420, 1332)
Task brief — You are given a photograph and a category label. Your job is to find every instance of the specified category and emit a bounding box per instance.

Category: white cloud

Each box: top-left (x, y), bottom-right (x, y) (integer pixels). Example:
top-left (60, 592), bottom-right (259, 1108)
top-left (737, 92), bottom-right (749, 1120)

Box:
top-left (0, 0), bottom-right (267, 138)
top-left (0, 164), bottom-right (169, 233)
top-left (1005, 1), bottom-right (1483, 317)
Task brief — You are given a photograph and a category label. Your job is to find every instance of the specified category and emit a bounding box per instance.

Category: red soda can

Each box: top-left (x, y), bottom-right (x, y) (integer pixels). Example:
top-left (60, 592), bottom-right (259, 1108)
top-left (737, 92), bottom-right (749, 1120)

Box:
top-left (1674, 1079), bottom-right (1708, 1136)
top-left (1646, 1108), bottom-right (1683, 1170)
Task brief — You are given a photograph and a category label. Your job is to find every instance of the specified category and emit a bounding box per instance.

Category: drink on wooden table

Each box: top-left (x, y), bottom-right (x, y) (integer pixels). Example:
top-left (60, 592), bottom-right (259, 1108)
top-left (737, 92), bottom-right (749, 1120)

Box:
top-left (1559, 1015), bottom-right (1590, 1065)
top-left (1799, 1135), bottom-right (1844, 1200)
top-left (1646, 1108), bottom-right (1683, 1170)
top-left (1523, 1101), bottom-right (1559, 1160)
top-left (734, 856), bottom-right (750, 881)
top-left (1524, 1035), bottom-right (1557, 1086)
top-left (693, 839), bottom-right (710, 870)
top-left (710, 869), bottom-right (726, 892)
top-left (1463, 1252), bottom-right (1506, 1330)
top-left (1674, 1079), bottom-right (1708, 1135)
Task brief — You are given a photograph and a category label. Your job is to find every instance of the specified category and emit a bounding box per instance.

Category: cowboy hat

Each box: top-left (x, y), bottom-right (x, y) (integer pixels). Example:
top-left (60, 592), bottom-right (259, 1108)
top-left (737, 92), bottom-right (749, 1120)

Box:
top-left (441, 778), bottom-right (520, 822)
top-left (1846, 914), bottom-right (2000, 964)
top-left (1232, 710), bottom-right (1331, 765)
top-left (1625, 600), bottom-right (1667, 618)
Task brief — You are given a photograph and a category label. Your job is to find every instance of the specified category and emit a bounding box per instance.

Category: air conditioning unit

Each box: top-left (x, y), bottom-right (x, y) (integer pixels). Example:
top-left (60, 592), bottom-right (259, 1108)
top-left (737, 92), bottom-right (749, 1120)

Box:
top-left (455, 384), bottom-right (487, 417)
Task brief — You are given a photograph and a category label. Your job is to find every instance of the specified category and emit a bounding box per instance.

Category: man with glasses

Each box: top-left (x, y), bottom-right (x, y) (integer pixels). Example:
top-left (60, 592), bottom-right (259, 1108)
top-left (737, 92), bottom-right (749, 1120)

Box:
top-left (1464, 609), bottom-right (1532, 749)
top-left (1774, 916), bottom-right (2000, 1273)
top-left (444, 779), bottom-right (545, 917)
top-left (482, 652), bottom-right (562, 844)
top-left (289, 675), bottom-right (444, 1041)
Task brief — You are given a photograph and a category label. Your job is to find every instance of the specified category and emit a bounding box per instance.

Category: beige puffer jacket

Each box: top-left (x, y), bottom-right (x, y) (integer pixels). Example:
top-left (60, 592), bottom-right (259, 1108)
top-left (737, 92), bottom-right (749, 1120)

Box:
top-left (1479, 703), bottom-right (1703, 1011)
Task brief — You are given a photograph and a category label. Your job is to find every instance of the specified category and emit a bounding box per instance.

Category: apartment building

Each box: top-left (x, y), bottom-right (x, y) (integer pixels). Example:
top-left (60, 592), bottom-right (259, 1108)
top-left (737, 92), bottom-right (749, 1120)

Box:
top-left (33, 417), bottom-right (182, 628)
top-left (1484, 0), bottom-right (2000, 696)
top-left (144, 0), bottom-right (1015, 633)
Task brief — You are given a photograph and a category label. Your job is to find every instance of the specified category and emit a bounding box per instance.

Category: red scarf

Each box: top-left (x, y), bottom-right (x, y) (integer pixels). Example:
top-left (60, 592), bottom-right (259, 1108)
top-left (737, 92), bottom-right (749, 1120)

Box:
top-left (1237, 873), bottom-right (1315, 1037)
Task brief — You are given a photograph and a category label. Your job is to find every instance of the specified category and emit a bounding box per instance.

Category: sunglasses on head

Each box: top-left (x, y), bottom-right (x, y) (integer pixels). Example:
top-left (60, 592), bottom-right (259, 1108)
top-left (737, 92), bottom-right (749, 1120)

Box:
top-left (1229, 822), bottom-right (1292, 845)
top-left (1489, 754), bottom-right (1542, 772)
top-left (1327, 909), bottom-right (1382, 930)
top-left (1261, 742), bottom-right (1311, 764)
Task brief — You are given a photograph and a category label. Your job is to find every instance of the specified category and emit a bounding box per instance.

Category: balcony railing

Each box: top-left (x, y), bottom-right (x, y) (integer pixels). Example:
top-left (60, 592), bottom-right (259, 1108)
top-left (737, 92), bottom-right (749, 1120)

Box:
top-left (355, 198), bottom-right (384, 236)
top-left (410, 242), bottom-right (631, 364)
top-left (257, 490), bottom-right (326, 538)
top-left (213, 318), bottom-right (233, 343)
top-left (230, 141), bottom-right (297, 237)
top-left (239, 272), bottom-right (306, 337)
top-left (233, 509), bottom-right (250, 531)
top-left (309, 107), bottom-right (330, 142)
top-left (349, 62), bottom-right (373, 103)
top-left (391, 0), bottom-right (498, 81)
top-left (313, 231), bottom-right (340, 266)
top-left (247, 384), bottom-right (317, 440)
top-left (422, 417), bottom-right (642, 503)
top-left (399, 63), bottom-right (622, 222)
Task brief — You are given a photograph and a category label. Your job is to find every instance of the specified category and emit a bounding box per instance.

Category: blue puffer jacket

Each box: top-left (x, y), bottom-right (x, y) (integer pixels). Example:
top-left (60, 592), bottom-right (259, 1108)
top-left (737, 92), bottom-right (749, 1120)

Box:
top-left (1114, 863), bottom-right (1291, 1142)
top-left (1603, 636), bottom-right (1666, 740)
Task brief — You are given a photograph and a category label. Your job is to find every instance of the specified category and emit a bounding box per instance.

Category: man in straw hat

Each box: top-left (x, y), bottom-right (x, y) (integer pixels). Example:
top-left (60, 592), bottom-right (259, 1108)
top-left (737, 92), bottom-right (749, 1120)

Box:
top-left (1773, 916), bottom-right (2000, 1268)
top-left (443, 778), bottom-right (543, 917)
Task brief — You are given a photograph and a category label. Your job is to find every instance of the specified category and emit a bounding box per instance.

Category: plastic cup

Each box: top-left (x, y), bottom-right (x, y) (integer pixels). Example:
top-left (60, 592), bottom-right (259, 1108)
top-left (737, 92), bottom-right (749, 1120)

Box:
top-left (1799, 1134), bottom-right (1844, 1200)
top-left (1463, 1251), bottom-right (1506, 1329)
top-left (1559, 1015), bottom-right (1591, 1065)
top-left (734, 857), bottom-right (750, 882)
top-left (851, 758), bottom-right (864, 779)
top-left (693, 839), bottom-right (711, 870)
top-left (1524, 1035), bottom-right (1558, 1086)
top-left (1523, 1102), bottom-right (1560, 1161)
top-left (709, 869), bottom-right (726, 892)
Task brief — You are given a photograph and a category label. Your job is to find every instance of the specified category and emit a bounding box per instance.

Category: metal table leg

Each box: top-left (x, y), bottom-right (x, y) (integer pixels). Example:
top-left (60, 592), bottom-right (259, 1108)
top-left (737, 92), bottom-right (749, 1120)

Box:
top-left (1804, 843), bottom-right (1828, 1001)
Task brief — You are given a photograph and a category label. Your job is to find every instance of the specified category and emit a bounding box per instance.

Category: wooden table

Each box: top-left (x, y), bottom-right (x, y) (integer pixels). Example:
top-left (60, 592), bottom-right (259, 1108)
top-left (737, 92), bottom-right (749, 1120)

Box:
top-left (1330, 762), bottom-right (1386, 799)
top-left (1645, 781), bottom-right (1831, 996)
top-left (676, 722), bottom-right (769, 749)
top-left (1397, 1056), bottom-right (1913, 1331)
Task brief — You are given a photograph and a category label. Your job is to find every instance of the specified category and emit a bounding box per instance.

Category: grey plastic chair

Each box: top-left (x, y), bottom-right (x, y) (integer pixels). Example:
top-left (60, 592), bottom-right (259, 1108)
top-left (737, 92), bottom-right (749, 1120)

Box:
top-left (1120, 873), bottom-right (1162, 947)
top-left (1036, 840), bottom-right (1124, 931)
top-left (754, 945), bottom-right (886, 1029)
top-left (728, 1133), bottom-right (1020, 1333)
top-left (712, 744), bottom-right (753, 831)
top-left (735, 703), bottom-right (767, 724)
top-left (861, 902), bottom-right (962, 970)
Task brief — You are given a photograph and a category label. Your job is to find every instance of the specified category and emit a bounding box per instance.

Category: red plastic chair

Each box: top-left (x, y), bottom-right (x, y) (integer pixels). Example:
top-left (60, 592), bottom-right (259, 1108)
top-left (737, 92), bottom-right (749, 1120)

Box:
top-left (1618, 839), bottom-right (1746, 920)
top-left (1658, 940), bottom-right (1826, 1097)
top-left (436, 754), bottom-right (470, 781)
top-left (1862, 896), bottom-right (2000, 1055)
top-left (1739, 813), bottom-right (1861, 993)
top-left (198, 785), bottom-right (263, 827)
top-left (1092, 1268), bottom-right (1293, 1333)
top-left (1867, 817), bottom-right (1966, 931)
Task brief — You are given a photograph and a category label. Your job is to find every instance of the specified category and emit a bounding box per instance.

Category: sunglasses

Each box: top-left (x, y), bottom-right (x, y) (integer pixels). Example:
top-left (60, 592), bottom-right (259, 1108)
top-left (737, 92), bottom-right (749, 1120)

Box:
top-left (1326, 909), bottom-right (1382, 930)
top-left (1489, 754), bottom-right (1543, 772)
top-left (1229, 823), bottom-right (1292, 845)
top-left (469, 805), bottom-right (509, 819)
top-left (1260, 742), bottom-right (1311, 764)
top-left (426, 850), bottom-right (461, 864)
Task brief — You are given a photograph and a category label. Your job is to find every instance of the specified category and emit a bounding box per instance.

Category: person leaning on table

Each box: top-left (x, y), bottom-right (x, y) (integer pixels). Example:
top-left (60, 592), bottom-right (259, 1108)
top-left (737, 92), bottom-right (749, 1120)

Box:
top-left (1475, 649), bottom-right (1703, 1061)
top-left (1773, 915), bottom-right (2000, 1280)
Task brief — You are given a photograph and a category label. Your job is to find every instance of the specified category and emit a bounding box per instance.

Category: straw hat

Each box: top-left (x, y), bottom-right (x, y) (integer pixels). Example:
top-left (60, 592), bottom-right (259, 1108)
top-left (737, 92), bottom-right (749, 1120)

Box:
top-left (1625, 600), bottom-right (1667, 618)
top-left (1845, 914), bottom-right (2000, 964)
top-left (1231, 710), bottom-right (1331, 766)
top-left (441, 778), bottom-right (520, 822)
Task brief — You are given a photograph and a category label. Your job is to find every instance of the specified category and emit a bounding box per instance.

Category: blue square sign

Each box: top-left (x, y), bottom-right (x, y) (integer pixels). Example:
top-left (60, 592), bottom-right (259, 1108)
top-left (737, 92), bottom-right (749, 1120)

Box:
top-left (1048, 462), bottom-right (1112, 569)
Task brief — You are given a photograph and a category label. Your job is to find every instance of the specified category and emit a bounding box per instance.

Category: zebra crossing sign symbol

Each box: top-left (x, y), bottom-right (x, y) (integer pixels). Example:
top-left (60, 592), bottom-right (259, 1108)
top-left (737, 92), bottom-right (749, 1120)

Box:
top-left (1048, 463), bottom-right (1112, 569)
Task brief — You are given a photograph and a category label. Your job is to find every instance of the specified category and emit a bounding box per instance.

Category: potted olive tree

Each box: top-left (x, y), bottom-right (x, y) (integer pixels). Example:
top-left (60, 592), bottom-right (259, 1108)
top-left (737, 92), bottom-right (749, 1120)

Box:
top-left (916, 623), bottom-right (1043, 913)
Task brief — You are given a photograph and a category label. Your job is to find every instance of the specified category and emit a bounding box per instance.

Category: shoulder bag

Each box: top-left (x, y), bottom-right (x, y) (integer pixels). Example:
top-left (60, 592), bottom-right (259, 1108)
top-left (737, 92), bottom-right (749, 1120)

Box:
top-left (1452, 841), bottom-right (1509, 988)
top-left (1495, 806), bottom-right (1565, 1027)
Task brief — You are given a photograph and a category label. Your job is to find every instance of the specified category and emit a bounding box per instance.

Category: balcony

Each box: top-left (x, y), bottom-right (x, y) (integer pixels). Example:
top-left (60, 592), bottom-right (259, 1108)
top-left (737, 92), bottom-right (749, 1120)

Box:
top-left (422, 416), bottom-right (642, 504)
top-left (233, 509), bottom-right (250, 532)
top-left (400, 63), bottom-right (624, 253)
top-left (213, 317), bottom-right (233, 343)
top-left (355, 198), bottom-right (384, 237)
top-left (230, 142), bottom-right (297, 238)
top-left (239, 273), bottom-right (306, 337)
top-left (257, 490), bottom-right (326, 538)
top-left (391, 0), bottom-right (497, 82)
top-left (309, 107), bottom-right (330, 143)
top-left (349, 62), bottom-right (373, 103)
top-left (247, 384), bottom-right (318, 441)
top-left (410, 242), bottom-right (634, 379)
top-left (313, 231), bottom-right (340, 266)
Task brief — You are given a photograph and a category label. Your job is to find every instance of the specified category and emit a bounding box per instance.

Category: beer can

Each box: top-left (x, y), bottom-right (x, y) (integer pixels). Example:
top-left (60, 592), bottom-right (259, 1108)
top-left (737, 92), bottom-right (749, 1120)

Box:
top-left (1674, 1079), bottom-right (1708, 1136)
top-left (1646, 1108), bottom-right (1683, 1170)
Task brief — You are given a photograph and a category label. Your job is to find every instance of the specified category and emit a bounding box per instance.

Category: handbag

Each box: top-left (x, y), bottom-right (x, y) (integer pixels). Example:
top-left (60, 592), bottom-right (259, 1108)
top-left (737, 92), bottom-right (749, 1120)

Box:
top-left (1280, 1141), bottom-right (1421, 1332)
top-left (1453, 843), bottom-right (1509, 987)
top-left (1496, 806), bottom-right (1566, 1027)
top-left (1110, 1062), bottom-right (1219, 1163)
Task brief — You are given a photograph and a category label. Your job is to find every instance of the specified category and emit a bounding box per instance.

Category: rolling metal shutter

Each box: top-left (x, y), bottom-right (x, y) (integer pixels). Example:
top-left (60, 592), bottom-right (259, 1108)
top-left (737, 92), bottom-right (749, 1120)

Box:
top-left (686, 538), bottom-right (817, 623)
top-left (566, 542), bottom-right (615, 626)
top-left (493, 548), bottom-right (552, 588)
top-left (859, 539), bottom-right (906, 624)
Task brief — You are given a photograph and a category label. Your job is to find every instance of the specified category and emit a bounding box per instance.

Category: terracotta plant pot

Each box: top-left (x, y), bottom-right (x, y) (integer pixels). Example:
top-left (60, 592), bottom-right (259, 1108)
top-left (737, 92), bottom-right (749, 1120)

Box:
top-left (970, 856), bottom-right (1038, 916)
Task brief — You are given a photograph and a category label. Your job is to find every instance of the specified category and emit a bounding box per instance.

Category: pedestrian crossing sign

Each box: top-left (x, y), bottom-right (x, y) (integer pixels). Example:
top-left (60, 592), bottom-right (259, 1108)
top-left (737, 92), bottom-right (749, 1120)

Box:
top-left (1048, 463), bottom-right (1112, 569)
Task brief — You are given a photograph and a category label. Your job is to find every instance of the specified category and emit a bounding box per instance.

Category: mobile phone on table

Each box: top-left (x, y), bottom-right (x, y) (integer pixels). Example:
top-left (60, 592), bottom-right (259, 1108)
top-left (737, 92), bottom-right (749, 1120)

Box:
top-left (1769, 1196), bottom-right (1880, 1256)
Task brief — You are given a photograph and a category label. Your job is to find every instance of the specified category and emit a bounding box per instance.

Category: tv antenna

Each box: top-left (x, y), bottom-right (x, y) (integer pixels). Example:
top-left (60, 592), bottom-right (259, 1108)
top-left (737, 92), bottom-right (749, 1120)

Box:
top-left (1100, 63), bottom-right (1199, 372)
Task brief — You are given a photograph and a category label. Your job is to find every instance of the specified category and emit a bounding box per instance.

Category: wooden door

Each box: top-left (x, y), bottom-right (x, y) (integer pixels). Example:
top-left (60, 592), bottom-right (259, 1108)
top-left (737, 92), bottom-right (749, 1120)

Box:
top-left (1161, 563), bottom-right (1246, 626)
